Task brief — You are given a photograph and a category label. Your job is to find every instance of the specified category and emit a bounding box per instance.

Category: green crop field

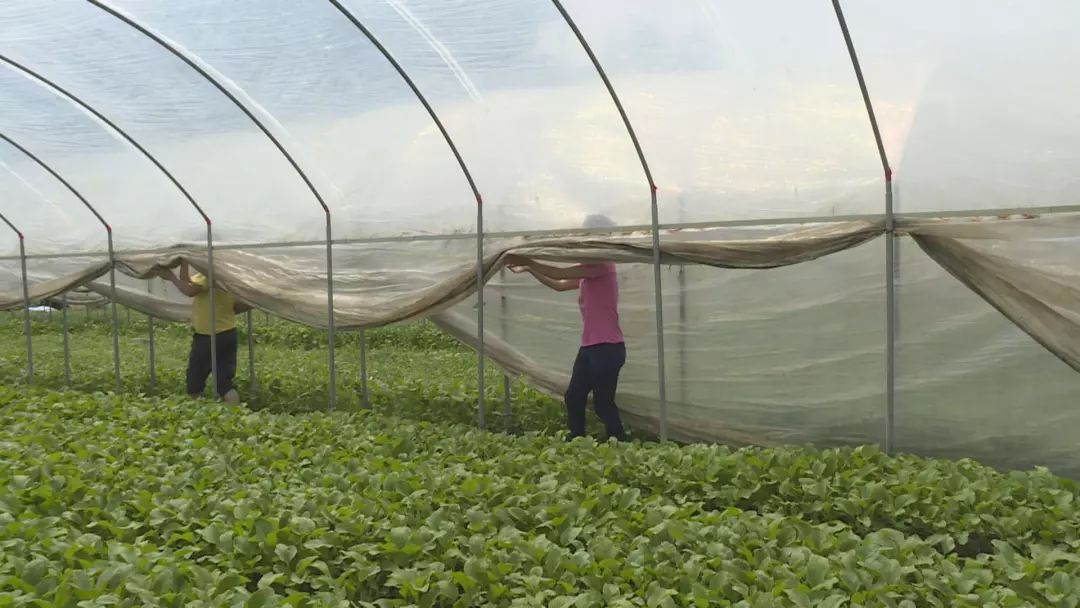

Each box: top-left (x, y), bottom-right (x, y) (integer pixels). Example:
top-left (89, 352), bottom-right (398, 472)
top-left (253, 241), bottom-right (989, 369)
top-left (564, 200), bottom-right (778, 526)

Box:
top-left (2, 311), bottom-right (1079, 606)
top-left (0, 311), bottom-right (593, 437)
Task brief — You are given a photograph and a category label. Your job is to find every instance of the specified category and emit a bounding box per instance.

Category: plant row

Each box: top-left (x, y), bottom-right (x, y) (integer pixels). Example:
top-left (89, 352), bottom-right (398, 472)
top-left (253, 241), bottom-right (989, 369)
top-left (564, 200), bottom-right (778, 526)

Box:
top-left (1, 388), bottom-right (1078, 606)
top-left (3, 319), bottom-right (1078, 555)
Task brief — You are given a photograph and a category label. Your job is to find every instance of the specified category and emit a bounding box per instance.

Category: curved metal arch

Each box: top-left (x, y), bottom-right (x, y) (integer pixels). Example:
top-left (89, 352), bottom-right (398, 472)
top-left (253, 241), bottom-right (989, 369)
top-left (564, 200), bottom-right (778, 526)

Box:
top-left (84, 0), bottom-right (338, 407)
top-left (830, 0), bottom-right (896, 453)
top-left (0, 132), bottom-right (121, 389)
top-left (0, 210), bottom-right (34, 384)
top-left (84, 0), bottom-right (330, 213)
top-left (326, 1), bottom-right (483, 206)
top-left (0, 134), bottom-right (111, 233)
top-left (1, 54), bottom-right (211, 223)
top-left (326, 0), bottom-right (490, 427)
top-left (548, 0), bottom-right (669, 440)
top-left (549, 1), bottom-right (657, 192)
top-left (0, 210), bottom-right (21, 239)
top-left (0, 52), bottom-right (224, 395)
top-left (830, 0), bottom-right (892, 182)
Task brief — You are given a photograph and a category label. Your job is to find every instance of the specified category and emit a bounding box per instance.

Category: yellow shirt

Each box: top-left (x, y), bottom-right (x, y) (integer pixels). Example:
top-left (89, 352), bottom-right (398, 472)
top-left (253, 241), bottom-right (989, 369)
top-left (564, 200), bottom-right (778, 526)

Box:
top-left (190, 272), bottom-right (236, 335)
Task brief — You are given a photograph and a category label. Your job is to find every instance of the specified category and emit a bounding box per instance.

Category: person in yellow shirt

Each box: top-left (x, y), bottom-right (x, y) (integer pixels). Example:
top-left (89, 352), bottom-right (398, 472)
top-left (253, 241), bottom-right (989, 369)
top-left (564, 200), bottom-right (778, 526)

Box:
top-left (157, 260), bottom-right (250, 403)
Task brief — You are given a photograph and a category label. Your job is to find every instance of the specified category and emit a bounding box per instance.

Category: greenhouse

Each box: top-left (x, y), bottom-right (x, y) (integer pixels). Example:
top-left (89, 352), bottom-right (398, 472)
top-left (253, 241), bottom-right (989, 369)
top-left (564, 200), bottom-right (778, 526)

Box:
top-left (3, 0), bottom-right (1080, 484)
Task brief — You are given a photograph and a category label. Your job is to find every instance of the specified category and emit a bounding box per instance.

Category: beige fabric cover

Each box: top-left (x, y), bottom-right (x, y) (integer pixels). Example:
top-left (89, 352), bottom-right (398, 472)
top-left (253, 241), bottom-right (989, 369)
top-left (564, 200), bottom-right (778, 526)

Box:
top-left (3, 214), bottom-right (1079, 463)
top-left (3, 215), bottom-right (1078, 373)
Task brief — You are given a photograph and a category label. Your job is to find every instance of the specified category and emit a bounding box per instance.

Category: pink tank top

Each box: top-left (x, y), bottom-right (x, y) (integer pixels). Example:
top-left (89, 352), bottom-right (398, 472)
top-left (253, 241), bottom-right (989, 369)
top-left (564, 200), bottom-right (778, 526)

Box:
top-left (578, 263), bottom-right (624, 346)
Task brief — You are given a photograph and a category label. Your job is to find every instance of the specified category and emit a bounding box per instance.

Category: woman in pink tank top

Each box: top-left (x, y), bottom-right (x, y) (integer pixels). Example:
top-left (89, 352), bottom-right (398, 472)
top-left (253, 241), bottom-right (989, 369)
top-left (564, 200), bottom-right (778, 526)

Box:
top-left (506, 215), bottom-right (627, 441)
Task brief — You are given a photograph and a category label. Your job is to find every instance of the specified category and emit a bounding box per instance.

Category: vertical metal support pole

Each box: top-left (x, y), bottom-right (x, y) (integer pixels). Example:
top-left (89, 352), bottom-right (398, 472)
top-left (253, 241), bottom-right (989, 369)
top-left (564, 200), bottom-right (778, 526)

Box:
top-left (207, 226), bottom-right (219, 400)
top-left (894, 182), bottom-right (902, 334)
top-left (18, 238), bottom-right (33, 385)
top-left (148, 314), bottom-right (156, 388)
top-left (550, 0), bottom-right (667, 440)
top-left (359, 329), bottom-right (370, 409)
top-left (649, 191), bottom-right (668, 441)
top-left (246, 310), bottom-right (256, 398)
top-left (884, 181), bottom-right (896, 453)
top-left (891, 182), bottom-right (901, 449)
top-left (677, 196), bottom-right (688, 406)
top-left (62, 293), bottom-right (71, 387)
top-left (476, 201), bottom-right (486, 429)
top-left (107, 232), bottom-right (121, 392)
top-left (325, 214), bottom-right (337, 410)
top-left (499, 266), bottom-right (511, 432)
top-left (831, 0), bottom-right (895, 453)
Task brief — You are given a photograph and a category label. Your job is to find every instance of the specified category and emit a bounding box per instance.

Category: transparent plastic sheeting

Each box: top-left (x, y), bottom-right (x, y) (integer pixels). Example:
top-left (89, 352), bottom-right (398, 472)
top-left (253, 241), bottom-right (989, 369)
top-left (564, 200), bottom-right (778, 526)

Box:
top-left (5, 0), bottom-right (1076, 256)
top-left (560, 0), bottom-right (1080, 222)
top-left (480, 224), bottom-right (1080, 477)
top-left (480, 239), bottom-right (887, 447)
top-left (0, 256), bottom-right (108, 295)
top-left (843, 0), bottom-right (1080, 214)
top-left (2, 0), bottom-right (1080, 477)
top-left (893, 239), bottom-right (1080, 478)
top-left (0, 220), bottom-right (884, 326)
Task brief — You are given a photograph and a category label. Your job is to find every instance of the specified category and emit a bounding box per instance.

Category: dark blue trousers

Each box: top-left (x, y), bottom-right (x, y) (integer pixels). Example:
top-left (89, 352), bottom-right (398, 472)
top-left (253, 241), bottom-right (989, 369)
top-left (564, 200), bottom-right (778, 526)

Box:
top-left (565, 342), bottom-right (627, 440)
top-left (186, 329), bottom-right (238, 398)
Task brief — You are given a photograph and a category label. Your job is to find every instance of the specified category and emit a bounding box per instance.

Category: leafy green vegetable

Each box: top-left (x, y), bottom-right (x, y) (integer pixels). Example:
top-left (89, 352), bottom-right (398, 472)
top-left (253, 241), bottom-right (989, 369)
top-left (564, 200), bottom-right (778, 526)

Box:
top-left (2, 312), bottom-right (1080, 605)
top-left (0, 312), bottom-right (584, 435)
top-left (0, 385), bottom-right (1078, 606)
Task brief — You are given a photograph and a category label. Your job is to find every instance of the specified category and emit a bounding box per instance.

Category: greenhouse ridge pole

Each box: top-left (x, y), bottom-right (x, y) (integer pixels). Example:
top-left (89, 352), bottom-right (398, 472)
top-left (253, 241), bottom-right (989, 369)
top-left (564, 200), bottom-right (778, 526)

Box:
top-left (0, 211), bottom-right (33, 384)
top-left (84, 0), bottom-right (337, 409)
top-left (830, 1), bottom-right (890, 179)
top-left (0, 52), bottom-right (222, 400)
top-left (0, 132), bottom-right (121, 391)
top-left (18, 201), bottom-right (1080, 263)
top-left (830, 0), bottom-right (896, 453)
top-left (328, 0), bottom-right (490, 428)
top-left (550, 0), bottom-right (669, 440)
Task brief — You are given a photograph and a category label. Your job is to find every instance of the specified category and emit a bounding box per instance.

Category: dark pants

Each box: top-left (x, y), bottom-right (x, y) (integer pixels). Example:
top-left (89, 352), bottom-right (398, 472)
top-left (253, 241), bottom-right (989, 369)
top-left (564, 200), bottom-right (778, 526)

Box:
top-left (565, 342), bottom-right (627, 441)
top-left (186, 329), bottom-right (238, 398)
